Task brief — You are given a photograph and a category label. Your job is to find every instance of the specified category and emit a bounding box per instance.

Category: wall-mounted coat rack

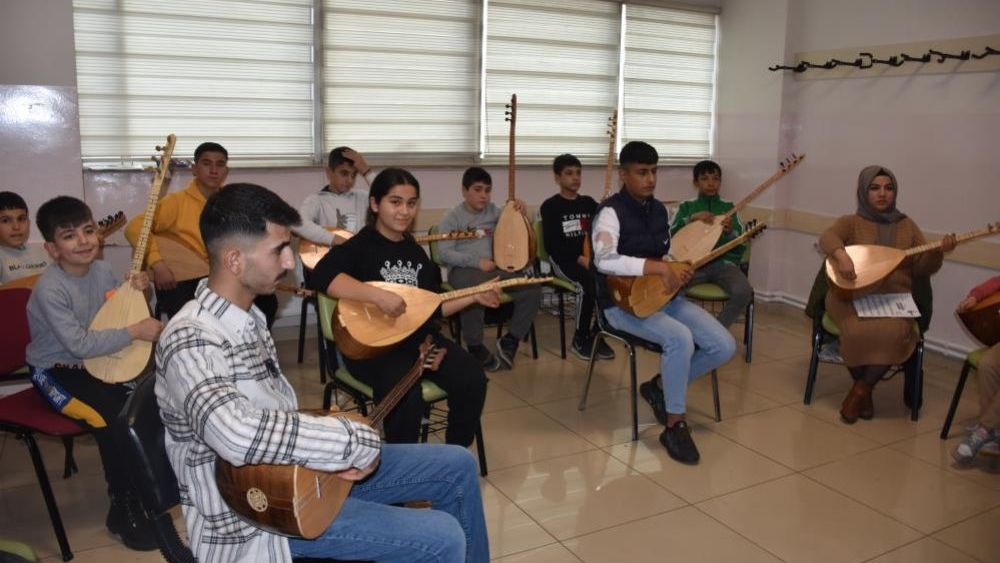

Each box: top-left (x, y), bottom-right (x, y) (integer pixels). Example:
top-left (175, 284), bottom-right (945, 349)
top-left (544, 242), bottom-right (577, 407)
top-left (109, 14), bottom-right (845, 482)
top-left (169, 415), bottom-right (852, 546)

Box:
top-left (769, 34), bottom-right (1000, 79)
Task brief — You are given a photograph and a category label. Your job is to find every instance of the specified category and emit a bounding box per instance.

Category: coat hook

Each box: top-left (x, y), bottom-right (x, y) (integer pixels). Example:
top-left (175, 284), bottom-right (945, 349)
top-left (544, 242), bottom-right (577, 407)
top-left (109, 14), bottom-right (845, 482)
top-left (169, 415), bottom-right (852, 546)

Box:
top-left (971, 46), bottom-right (998, 60)
top-left (928, 49), bottom-right (971, 63)
top-left (899, 52), bottom-right (931, 63)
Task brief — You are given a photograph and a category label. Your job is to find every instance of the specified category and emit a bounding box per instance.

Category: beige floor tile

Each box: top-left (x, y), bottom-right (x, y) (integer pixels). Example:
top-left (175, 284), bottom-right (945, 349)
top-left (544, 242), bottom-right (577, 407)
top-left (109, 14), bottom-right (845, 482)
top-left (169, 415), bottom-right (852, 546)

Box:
top-left (488, 355), bottom-right (632, 407)
top-left (486, 449), bottom-right (686, 541)
top-left (0, 433), bottom-right (104, 492)
top-left (717, 355), bottom-right (847, 405)
top-left (698, 474), bottom-right (921, 563)
top-left (480, 406), bottom-right (596, 470)
top-left (804, 447), bottom-right (1000, 533)
top-left (711, 406), bottom-right (880, 470)
top-left (541, 387), bottom-right (660, 448)
top-left (563, 506), bottom-right (780, 563)
top-left (605, 428), bottom-right (792, 503)
top-left (890, 430), bottom-right (1000, 491)
top-left (484, 383), bottom-right (530, 414)
top-left (791, 375), bottom-right (982, 445)
top-left (39, 542), bottom-right (165, 562)
top-left (866, 537), bottom-right (980, 563)
top-left (934, 506), bottom-right (1000, 563)
top-left (686, 377), bottom-right (781, 426)
top-left (492, 543), bottom-right (582, 563)
top-left (481, 480), bottom-right (557, 559)
top-left (747, 326), bottom-right (813, 361)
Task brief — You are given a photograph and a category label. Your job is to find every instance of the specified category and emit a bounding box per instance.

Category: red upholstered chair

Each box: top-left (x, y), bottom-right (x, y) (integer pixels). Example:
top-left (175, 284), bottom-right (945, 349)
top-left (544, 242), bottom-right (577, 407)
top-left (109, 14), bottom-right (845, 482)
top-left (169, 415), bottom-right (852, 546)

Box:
top-left (0, 287), bottom-right (86, 561)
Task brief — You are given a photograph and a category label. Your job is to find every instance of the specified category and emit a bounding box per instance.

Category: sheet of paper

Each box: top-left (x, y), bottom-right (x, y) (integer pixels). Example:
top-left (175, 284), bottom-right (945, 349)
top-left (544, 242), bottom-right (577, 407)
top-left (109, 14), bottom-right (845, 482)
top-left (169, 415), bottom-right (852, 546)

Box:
top-left (853, 292), bottom-right (920, 318)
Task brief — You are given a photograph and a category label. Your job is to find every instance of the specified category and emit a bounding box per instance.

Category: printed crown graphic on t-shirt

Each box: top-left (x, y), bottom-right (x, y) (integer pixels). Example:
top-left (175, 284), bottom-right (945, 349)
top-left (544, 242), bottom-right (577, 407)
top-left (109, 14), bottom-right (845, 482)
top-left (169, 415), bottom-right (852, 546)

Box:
top-left (380, 260), bottom-right (423, 286)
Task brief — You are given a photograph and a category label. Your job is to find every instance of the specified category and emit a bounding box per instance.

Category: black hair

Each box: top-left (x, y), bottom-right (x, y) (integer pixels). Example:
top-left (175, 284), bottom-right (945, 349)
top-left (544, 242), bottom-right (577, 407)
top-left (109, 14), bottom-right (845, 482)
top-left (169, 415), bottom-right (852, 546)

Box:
top-left (194, 142), bottom-right (228, 162)
top-left (692, 160), bottom-right (722, 181)
top-left (365, 168), bottom-right (421, 227)
top-left (327, 146), bottom-right (359, 170)
top-left (618, 141), bottom-right (658, 167)
top-left (35, 196), bottom-right (93, 242)
top-left (462, 167), bottom-right (492, 189)
top-left (553, 154), bottom-right (582, 175)
top-left (0, 191), bottom-right (28, 212)
top-left (200, 183), bottom-right (301, 265)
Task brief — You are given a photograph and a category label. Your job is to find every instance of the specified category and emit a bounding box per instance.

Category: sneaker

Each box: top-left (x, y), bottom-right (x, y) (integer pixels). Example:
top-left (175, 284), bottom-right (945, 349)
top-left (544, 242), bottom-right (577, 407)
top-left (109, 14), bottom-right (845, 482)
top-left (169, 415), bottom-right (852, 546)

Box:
top-left (953, 424), bottom-right (996, 465)
top-left (818, 341), bottom-right (843, 363)
top-left (468, 344), bottom-right (501, 372)
top-left (639, 375), bottom-right (667, 426)
top-left (659, 420), bottom-right (700, 464)
top-left (571, 337), bottom-right (591, 360)
top-left (595, 339), bottom-right (615, 360)
top-left (496, 334), bottom-right (519, 369)
top-left (106, 491), bottom-right (158, 551)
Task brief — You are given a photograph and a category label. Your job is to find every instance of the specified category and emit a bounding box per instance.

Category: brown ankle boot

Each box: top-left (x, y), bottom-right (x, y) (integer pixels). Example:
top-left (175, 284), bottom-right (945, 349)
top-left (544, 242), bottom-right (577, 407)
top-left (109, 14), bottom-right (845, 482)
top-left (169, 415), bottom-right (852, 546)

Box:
top-left (859, 387), bottom-right (874, 420)
top-left (840, 379), bottom-right (871, 424)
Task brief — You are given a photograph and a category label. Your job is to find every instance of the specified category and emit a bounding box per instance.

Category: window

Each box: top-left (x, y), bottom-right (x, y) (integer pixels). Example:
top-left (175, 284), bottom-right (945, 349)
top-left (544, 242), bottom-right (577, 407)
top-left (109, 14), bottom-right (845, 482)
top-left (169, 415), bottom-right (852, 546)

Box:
top-left (73, 1), bottom-right (718, 165)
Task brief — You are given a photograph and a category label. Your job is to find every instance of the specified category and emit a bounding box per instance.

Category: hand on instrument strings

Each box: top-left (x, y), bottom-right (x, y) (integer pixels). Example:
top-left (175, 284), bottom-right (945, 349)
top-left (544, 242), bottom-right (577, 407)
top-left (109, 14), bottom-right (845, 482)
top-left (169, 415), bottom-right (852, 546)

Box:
top-left (940, 233), bottom-right (957, 253)
top-left (956, 294), bottom-right (979, 313)
top-left (720, 215), bottom-right (733, 231)
top-left (336, 456), bottom-right (380, 481)
top-left (832, 249), bottom-right (856, 280)
top-left (151, 261), bottom-right (178, 290)
top-left (479, 257), bottom-right (496, 272)
top-left (675, 263), bottom-right (694, 286)
top-left (342, 149), bottom-right (370, 176)
top-left (423, 345), bottom-right (448, 372)
top-left (374, 287), bottom-right (406, 317)
top-left (473, 277), bottom-right (502, 308)
top-left (691, 211), bottom-right (715, 224)
top-left (128, 317), bottom-right (164, 342)
top-left (513, 199), bottom-right (528, 216)
top-left (127, 271), bottom-right (152, 292)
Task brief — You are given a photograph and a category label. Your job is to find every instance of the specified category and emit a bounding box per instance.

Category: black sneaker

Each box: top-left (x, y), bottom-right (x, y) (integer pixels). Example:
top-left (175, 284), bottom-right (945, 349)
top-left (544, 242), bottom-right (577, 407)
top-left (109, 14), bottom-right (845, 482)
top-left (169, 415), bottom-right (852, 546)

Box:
top-left (496, 334), bottom-right (519, 369)
top-left (639, 375), bottom-right (667, 426)
top-left (571, 335), bottom-right (591, 360)
top-left (106, 491), bottom-right (158, 551)
top-left (595, 339), bottom-right (615, 360)
top-left (468, 344), bottom-right (501, 372)
top-left (659, 421), bottom-right (700, 464)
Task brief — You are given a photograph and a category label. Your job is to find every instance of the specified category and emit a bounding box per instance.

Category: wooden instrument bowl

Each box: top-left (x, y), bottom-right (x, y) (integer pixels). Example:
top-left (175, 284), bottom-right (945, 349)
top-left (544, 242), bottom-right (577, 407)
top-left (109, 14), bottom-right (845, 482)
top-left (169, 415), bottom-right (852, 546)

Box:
top-left (493, 201), bottom-right (535, 272)
top-left (825, 244), bottom-right (906, 291)
top-left (84, 283), bottom-right (152, 382)
top-left (959, 291), bottom-right (1000, 346)
top-left (669, 219), bottom-right (723, 263)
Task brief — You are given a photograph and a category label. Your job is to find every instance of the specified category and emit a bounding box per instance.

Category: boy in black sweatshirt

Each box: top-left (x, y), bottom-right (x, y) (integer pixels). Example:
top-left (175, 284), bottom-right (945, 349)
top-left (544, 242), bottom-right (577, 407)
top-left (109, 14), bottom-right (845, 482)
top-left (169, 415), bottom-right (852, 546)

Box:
top-left (539, 154), bottom-right (614, 360)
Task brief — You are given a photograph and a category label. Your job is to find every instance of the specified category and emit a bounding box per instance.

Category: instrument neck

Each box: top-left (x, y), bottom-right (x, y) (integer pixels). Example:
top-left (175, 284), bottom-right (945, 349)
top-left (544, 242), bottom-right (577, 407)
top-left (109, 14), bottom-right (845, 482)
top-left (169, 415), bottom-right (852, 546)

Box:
top-left (689, 229), bottom-right (756, 269)
top-left (723, 162), bottom-right (797, 219)
top-left (367, 352), bottom-right (429, 426)
top-left (904, 226), bottom-right (993, 257)
top-left (439, 278), bottom-right (543, 302)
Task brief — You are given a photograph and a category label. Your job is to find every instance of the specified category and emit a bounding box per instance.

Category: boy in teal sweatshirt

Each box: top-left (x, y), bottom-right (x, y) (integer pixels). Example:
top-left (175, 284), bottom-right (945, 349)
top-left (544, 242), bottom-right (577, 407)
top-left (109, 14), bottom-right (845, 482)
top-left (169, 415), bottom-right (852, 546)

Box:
top-left (670, 160), bottom-right (753, 328)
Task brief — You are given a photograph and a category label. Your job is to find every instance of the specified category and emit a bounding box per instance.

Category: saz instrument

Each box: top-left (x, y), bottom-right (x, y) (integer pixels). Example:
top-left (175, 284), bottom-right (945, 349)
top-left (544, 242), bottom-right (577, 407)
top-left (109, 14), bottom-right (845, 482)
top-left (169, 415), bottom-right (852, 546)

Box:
top-left (0, 211), bottom-right (127, 291)
top-left (153, 234), bottom-right (208, 282)
top-left (670, 154), bottom-right (805, 262)
top-left (216, 338), bottom-right (440, 538)
top-left (85, 135), bottom-right (176, 383)
top-left (276, 283), bottom-right (315, 298)
top-left (609, 221), bottom-right (767, 318)
top-left (959, 291), bottom-right (1000, 347)
top-left (333, 276), bottom-right (551, 360)
top-left (826, 222), bottom-right (1000, 291)
top-left (493, 94), bottom-right (536, 272)
top-left (299, 229), bottom-right (486, 270)
top-left (582, 109), bottom-right (618, 262)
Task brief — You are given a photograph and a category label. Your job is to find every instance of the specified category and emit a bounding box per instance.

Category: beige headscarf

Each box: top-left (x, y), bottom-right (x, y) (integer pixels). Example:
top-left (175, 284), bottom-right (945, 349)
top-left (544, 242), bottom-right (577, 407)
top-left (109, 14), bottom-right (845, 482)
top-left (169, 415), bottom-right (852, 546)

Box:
top-left (856, 165), bottom-right (906, 245)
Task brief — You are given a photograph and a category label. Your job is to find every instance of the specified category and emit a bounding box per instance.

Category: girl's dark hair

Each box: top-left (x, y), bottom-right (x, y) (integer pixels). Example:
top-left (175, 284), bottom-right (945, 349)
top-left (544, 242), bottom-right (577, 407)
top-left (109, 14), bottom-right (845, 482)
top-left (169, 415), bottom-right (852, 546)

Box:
top-left (365, 168), bottom-right (421, 227)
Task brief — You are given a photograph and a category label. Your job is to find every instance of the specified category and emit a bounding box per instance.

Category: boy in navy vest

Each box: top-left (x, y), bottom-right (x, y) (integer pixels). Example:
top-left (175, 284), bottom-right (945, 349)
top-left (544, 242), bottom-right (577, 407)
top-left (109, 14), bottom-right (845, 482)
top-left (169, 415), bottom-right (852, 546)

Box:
top-left (591, 141), bottom-right (735, 464)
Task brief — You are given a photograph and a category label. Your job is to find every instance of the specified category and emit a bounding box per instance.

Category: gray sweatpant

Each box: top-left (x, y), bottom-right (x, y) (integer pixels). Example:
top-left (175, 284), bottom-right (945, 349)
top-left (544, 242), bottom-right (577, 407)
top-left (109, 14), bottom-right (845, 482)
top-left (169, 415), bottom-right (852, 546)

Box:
top-left (448, 266), bottom-right (542, 347)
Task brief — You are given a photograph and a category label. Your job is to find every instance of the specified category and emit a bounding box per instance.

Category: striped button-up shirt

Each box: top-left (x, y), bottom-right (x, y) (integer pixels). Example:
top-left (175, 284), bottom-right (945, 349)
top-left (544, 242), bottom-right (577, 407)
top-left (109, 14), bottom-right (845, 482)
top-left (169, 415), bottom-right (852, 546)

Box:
top-left (156, 281), bottom-right (381, 563)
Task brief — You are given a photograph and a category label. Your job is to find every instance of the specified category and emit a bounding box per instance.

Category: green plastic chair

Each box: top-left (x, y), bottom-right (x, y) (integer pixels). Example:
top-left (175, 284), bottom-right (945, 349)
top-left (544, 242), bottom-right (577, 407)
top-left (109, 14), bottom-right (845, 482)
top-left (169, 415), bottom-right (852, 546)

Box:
top-left (940, 346), bottom-right (989, 439)
top-left (316, 292), bottom-right (487, 475)
top-left (427, 225), bottom-right (537, 358)
top-left (684, 245), bottom-right (754, 363)
top-left (532, 219), bottom-right (578, 359)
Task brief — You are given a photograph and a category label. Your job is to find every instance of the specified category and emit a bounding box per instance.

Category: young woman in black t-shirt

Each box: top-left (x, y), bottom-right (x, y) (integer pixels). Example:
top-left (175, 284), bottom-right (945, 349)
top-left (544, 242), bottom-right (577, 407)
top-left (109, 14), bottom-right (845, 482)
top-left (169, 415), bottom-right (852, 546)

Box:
top-left (311, 167), bottom-right (498, 446)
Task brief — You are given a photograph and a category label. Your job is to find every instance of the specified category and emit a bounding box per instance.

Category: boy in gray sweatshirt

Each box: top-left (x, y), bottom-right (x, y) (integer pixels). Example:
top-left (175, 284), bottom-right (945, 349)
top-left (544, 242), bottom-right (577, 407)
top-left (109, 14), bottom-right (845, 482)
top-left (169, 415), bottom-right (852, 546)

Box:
top-left (438, 167), bottom-right (541, 370)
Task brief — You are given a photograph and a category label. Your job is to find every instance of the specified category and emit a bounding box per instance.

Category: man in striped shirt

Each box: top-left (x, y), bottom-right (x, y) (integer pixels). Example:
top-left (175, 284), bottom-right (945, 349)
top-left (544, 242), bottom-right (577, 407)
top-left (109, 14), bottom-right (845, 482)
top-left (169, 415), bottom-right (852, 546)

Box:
top-left (156, 183), bottom-right (488, 563)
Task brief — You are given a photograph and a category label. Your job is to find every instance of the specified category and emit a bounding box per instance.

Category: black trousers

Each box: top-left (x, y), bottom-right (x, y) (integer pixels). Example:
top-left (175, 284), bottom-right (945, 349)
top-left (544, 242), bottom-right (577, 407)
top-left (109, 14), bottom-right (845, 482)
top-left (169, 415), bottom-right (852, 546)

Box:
top-left (551, 258), bottom-right (596, 340)
top-left (156, 277), bottom-right (279, 328)
top-left (343, 336), bottom-right (487, 447)
top-left (45, 367), bottom-right (131, 495)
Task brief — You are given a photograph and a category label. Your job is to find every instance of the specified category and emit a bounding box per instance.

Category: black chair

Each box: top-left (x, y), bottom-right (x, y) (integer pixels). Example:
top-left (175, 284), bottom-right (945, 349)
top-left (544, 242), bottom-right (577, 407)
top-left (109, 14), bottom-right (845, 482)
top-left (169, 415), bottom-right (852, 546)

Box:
top-left (297, 267), bottom-right (327, 384)
top-left (940, 346), bottom-right (989, 439)
top-left (578, 300), bottom-right (721, 441)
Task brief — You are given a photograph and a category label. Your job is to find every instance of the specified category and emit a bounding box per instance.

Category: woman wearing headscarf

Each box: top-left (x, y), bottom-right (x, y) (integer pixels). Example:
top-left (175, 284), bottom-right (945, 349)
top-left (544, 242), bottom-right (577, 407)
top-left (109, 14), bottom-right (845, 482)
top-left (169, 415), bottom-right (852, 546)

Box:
top-left (819, 165), bottom-right (956, 424)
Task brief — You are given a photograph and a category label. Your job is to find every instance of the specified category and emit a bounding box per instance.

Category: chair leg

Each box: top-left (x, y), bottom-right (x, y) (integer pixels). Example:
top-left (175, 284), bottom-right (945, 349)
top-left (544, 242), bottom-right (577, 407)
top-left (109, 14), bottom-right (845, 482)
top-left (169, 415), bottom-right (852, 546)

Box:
top-left (910, 341), bottom-right (924, 422)
top-left (474, 424), bottom-right (488, 476)
top-left (420, 405), bottom-right (432, 443)
top-left (557, 291), bottom-right (567, 359)
top-left (61, 436), bottom-right (77, 479)
top-left (804, 329), bottom-right (823, 405)
top-left (322, 382), bottom-right (334, 411)
top-left (743, 298), bottom-right (754, 363)
top-left (629, 346), bottom-right (638, 441)
top-left (297, 296), bottom-right (308, 363)
top-left (529, 323), bottom-right (538, 359)
top-left (21, 431), bottom-right (73, 561)
top-left (711, 370), bottom-right (721, 422)
top-left (578, 333), bottom-right (604, 411)
top-left (941, 360), bottom-right (973, 439)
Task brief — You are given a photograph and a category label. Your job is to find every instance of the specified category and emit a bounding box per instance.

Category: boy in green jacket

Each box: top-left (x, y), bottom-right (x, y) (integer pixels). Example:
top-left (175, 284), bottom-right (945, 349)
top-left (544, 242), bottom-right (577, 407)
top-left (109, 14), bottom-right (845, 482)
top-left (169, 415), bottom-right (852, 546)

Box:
top-left (670, 160), bottom-right (753, 328)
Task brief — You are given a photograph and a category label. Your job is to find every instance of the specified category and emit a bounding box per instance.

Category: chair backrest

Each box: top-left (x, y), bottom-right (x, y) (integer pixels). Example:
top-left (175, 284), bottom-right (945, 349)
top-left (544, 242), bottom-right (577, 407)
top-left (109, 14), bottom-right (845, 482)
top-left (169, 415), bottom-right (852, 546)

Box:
top-left (426, 224), bottom-right (445, 267)
top-left (0, 288), bottom-right (32, 375)
top-left (117, 375), bottom-right (179, 517)
top-left (316, 292), bottom-right (337, 343)
top-left (532, 219), bottom-right (549, 261)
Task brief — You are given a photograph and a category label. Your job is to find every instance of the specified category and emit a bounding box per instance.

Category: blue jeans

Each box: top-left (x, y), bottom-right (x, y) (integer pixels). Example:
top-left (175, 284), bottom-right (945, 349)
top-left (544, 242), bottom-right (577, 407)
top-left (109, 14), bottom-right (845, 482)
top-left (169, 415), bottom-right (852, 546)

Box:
top-left (605, 296), bottom-right (736, 414)
top-left (288, 443), bottom-right (488, 562)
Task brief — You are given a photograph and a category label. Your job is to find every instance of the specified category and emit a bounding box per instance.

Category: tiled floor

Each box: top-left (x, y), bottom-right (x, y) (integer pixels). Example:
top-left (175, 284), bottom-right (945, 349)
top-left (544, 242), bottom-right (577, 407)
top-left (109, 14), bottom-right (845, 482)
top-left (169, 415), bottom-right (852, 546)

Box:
top-left (2, 301), bottom-right (998, 562)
